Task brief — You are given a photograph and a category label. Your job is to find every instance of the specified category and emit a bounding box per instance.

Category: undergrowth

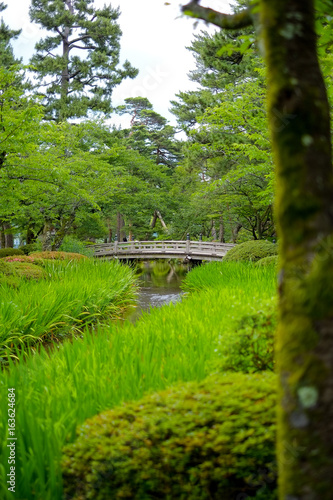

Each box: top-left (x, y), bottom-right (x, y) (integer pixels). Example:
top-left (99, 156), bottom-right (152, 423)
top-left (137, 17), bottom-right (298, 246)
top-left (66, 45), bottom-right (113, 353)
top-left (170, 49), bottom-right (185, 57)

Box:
top-left (0, 261), bottom-right (277, 500)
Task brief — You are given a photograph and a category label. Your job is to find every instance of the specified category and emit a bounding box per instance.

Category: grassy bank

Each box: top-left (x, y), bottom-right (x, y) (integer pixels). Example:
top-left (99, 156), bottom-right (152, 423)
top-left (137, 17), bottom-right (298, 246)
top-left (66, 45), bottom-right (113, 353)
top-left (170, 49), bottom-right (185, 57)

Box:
top-left (0, 258), bottom-right (138, 360)
top-left (0, 261), bottom-right (276, 500)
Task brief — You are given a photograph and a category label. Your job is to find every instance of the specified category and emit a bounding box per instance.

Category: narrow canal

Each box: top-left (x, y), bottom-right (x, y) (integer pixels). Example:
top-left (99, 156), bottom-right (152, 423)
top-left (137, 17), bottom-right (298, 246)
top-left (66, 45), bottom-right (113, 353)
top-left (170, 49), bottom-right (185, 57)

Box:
top-left (127, 261), bottom-right (189, 322)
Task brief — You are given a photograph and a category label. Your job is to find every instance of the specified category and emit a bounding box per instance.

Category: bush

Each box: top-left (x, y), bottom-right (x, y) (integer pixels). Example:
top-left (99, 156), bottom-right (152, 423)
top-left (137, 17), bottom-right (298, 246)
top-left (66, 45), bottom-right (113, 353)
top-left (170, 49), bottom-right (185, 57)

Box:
top-left (3, 255), bottom-right (44, 265)
top-left (212, 299), bottom-right (277, 374)
top-left (255, 255), bottom-right (278, 267)
top-left (19, 242), bottom-right (42, 255)
top-left (11, 262), bottom-right (47, 280)
top-left (59, 236), bottom-right (94, 257)
top-left (223, 240), bottom-right (278, 262)
top-left (0, 248), bottom-right (24, 258)
top-left (31, 251), bottom-right (88, 261)
top-left (62, 372), bottom-right (277, 500)
top-left (0, 260), bottom-right (16, 276)
top-left (236, 228), bottom-right (254, 243)
top-left (0, 260), bottom-right (19, 287)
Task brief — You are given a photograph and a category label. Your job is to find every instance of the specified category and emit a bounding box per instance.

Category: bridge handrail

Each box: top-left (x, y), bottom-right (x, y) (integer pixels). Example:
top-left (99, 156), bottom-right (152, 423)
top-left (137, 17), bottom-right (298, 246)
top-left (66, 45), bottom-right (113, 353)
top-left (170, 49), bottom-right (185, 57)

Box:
top-left (90, 240), bottom-right (235, 255)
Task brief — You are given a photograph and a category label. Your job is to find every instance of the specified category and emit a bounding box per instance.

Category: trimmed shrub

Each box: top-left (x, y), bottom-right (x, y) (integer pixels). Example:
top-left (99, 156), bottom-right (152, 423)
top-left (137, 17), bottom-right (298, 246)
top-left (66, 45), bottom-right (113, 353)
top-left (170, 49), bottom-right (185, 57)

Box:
top-left (212, 299), bottom-right (277, 374)
top-left (0, 248), bottom-right (24, 258)
top-left (3, 255), bottom-right (44, 265)
top-left (0, 259), bottom-right (20, 287)
top-left (31, 251), bottom-right (87, 261)
top-left (0, 260), bottom-right (16, 276)
top-left (62, 372), bottom-right (277, 500)
top-left (11, 262), bottom-right (47, 280)
top-left (19, 242), bottom-right (41, 255)
top-left (255, 255), bottom-right (278, 267)
top-left (0, 260), bottom-right (20, 288)
top-left (223, 240), bottom-right (277, 262)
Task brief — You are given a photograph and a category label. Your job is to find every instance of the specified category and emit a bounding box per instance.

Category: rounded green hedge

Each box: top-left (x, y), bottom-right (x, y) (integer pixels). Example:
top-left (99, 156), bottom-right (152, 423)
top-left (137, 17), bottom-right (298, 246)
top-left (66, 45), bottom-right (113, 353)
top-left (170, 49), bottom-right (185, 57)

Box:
top-left (11, 262), bottom-right (47, 280)
top-left (255, 255), bottom-right (278, 267)
top-left (210, 299), bottom-right (277, 374)
top-left (224, 240), bottom-right (277, 262)
top-left (62, 372), bottom-right (277, 500)
top-left (0, 260), bottom-right (20, 287)
top-left (0, 248), bottom-right (24, 258)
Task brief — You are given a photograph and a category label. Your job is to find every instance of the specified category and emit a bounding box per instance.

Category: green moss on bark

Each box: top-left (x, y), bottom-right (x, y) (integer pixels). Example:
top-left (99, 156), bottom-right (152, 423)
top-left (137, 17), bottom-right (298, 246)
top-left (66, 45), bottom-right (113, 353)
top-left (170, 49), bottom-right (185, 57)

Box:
top-left (260, 0), bottom-right (333, 497)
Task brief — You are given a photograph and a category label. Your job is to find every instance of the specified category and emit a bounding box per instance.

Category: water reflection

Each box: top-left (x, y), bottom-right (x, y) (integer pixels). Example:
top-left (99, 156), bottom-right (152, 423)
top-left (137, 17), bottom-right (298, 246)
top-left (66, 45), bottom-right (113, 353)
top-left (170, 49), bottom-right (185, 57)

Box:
top-left (127, 261), bottom-right (189, 322)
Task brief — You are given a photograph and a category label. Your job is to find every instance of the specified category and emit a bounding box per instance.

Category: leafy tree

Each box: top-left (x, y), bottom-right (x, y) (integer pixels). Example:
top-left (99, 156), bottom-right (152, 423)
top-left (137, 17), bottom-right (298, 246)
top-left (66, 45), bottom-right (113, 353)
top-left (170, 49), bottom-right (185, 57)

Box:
top-left (0, 66), bottom-right (43, 247)
top-left (99, 141), bottom-right (173, 241)
top-left (170, 17), bottom-right (273, 240)
top-left (29, 0), bottom-right (138, 121)
top-left (182, 0), bottom-right (333, 497)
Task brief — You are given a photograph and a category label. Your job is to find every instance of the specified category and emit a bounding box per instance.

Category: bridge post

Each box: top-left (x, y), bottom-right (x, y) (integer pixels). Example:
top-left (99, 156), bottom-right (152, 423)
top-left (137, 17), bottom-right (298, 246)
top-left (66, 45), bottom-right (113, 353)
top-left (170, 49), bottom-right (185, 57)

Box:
top-left (186, 233), bottom-right (190, 253)
top-left (114, 234), bottom-right (118, 254)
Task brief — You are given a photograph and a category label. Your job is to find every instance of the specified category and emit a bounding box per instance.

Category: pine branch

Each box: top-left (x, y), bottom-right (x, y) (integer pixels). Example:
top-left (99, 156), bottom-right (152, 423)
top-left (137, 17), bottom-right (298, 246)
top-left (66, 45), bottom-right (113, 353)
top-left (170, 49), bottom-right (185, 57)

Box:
top-left (181, 1), bottom-right (255, 29)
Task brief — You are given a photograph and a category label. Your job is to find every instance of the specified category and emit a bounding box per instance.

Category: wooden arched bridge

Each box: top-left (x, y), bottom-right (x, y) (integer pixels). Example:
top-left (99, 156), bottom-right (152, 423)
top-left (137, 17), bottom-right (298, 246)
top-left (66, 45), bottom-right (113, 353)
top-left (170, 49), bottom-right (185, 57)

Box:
top-left (90, 240), bottom-right (235, 262)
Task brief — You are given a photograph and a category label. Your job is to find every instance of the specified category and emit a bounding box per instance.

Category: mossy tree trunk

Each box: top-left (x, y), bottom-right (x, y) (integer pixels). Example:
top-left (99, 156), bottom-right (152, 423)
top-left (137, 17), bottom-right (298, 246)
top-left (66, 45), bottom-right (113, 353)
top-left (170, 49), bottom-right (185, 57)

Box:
top-left (182, 0), bottom-right (333, 497)
top-left (261, 1), bottom-right (333, 497)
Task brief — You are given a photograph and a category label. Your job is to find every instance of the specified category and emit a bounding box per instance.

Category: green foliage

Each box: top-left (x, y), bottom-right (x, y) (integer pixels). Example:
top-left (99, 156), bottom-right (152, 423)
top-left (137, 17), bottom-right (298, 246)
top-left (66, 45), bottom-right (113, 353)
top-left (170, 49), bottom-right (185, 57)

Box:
top-left (11, 262), bottom-right (47, 281)
top-left (0, 248), bottom-right (24, 258)
top-left (62, 371), bottom-right (277, 500)
top-left (31, 251), bottom-right (87, 261)
top-left (256, 255), bottom-right (278, 267)
top-left (3, 255), bottom-right (44, 265)
top-left (0, 259), bottom-right (138, 359)
top-left (181, 260), bottom-right (276, 294)
top-left (0, 259), bottom-right (20, 288)
top-left (29, 0), bottom-right (138, 120)
top-left (59, 236), bottom-right (94, 258)
top-left (236, 227), bottom-right (255, 243)
top-left (223, 240), bottom-right (278, 262)
top-left (213, 298), bottom-right (277, 373)
top-left (19, 242), bottom-right (41, 255)
top-left (0, 2), bottom-right (21, 67)
top-left (0, 259), bottom-right (16, 276)
top-left (117, 97), bottom-right (182, 169)
top-left (0, 261), bottom-right (276, 500)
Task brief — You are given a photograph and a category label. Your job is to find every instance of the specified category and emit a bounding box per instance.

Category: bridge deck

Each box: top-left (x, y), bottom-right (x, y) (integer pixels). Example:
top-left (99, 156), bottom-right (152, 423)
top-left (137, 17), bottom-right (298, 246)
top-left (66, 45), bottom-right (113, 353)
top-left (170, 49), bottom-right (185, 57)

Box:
top-left (90, 240), bottom-right (235, 262)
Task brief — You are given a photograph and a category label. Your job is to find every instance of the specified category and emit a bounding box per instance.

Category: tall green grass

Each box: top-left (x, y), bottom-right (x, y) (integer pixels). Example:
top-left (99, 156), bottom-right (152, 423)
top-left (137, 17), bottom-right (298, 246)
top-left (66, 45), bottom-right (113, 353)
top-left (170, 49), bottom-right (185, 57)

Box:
top-left (0, 261), bottom-right (276, 500)
top-left (0, 259), bottom-right (138, 359)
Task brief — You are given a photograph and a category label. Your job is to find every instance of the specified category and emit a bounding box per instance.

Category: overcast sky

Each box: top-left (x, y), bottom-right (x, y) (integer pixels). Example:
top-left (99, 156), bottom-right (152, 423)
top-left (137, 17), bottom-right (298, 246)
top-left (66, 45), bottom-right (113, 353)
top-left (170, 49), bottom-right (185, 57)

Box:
top-left (3, 0), bottom-right (232, 126)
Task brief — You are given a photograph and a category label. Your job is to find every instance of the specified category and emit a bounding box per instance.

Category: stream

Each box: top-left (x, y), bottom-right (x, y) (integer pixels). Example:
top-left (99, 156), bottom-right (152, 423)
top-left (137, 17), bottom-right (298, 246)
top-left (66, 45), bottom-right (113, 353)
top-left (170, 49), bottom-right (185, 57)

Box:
top-left (126, 261), bottom-right (189, 322)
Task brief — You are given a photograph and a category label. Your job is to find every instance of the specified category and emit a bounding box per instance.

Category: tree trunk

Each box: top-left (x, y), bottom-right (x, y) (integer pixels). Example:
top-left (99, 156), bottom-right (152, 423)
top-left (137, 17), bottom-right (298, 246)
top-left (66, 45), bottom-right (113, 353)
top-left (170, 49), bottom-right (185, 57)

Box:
top-left (211, 219), bottom-right (217, 240)
top-left (117, 212), bottom-right (126, 241)
top-left (42, 223), bottom-right (54, 251)
top-left (218, 216), bottom-right (225, 243)
top-left (26, 225), bottom-right (36, 245)
top-left (3, 223), bottom-right (14, 248)
top-left (181, 1), bottom-right (333, 495)
top-left (261, 1), bottom-right (333, 497)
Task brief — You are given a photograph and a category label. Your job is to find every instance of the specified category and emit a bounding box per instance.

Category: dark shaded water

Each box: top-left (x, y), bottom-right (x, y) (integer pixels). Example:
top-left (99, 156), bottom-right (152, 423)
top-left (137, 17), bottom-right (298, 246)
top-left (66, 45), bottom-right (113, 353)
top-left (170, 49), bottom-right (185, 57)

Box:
top-left (127, 261), bottom-right (188, 322)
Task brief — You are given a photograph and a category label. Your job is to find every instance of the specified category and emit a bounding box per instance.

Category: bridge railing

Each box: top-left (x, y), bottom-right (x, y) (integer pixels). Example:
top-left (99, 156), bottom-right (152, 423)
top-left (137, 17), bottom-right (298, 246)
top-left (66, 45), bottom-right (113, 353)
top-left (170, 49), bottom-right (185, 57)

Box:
top-left (90, 240), bottom-right (235, 258)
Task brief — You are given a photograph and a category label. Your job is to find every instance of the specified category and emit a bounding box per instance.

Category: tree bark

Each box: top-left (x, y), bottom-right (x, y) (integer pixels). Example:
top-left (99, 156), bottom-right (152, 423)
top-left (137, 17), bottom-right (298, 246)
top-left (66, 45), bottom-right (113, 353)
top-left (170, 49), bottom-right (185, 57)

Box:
top-left (3, 223), bottom-right (13, 248)
top-left (261, 1), bottom-right (333, 497)
top-left (117, 212), bottom-right (126, 241)
top-left (181, 1), bottom-right (333, 497)
top-left (218, 216), bottom-right (225, 243)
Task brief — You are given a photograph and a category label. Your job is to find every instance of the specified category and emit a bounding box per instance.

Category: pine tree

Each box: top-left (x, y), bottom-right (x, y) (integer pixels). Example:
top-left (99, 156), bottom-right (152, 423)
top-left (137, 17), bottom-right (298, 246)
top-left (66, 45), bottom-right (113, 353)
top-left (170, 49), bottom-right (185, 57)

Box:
top-left (29, 0), bottom-right (138, 121)
top-left (0, 2), bottom-right (21, 66)
top-left (117, 97), bottom-right (182, 169)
